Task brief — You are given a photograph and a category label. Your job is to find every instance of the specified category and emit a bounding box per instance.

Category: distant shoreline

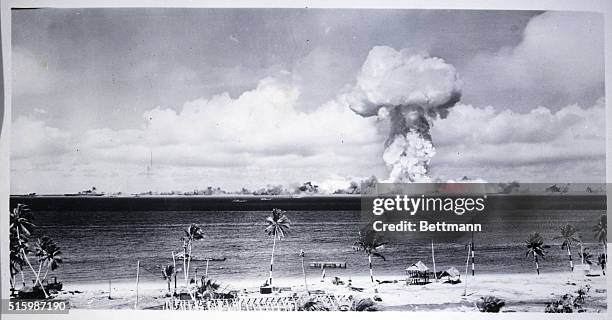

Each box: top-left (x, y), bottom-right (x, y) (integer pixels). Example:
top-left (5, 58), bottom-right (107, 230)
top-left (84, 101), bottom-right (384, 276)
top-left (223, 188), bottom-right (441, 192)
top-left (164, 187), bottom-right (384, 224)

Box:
top-left (9, 194), bottom-right (606, 211)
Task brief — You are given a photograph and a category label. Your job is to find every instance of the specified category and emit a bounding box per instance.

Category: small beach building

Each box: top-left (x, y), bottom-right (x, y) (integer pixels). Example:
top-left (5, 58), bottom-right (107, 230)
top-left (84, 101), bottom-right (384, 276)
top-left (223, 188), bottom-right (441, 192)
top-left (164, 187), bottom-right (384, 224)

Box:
top-left (440, 267), bottom-right (461, 283)
top-left (406, 261), bottom-right (430, 285)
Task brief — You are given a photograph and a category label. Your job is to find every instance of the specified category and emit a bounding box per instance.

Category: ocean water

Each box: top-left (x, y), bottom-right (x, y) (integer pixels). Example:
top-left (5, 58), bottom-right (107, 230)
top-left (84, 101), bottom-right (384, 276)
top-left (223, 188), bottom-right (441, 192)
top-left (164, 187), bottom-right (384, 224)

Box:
top-left (16, 202), bottom-right (606, 284)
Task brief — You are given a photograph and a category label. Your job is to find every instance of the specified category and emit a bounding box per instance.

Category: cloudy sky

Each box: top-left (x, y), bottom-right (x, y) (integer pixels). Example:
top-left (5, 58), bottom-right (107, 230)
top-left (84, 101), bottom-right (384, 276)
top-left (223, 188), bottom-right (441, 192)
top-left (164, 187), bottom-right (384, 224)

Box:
top-left (10, 9), bottom-right (605, 194)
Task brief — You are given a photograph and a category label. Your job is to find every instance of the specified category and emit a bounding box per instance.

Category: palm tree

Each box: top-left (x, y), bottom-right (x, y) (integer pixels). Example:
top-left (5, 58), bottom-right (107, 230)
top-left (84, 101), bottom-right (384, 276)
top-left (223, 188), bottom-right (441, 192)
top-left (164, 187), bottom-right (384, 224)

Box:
top-left (10, 204), bottom-right (48, 297)
top-left (578, 247), bottom-right (593, 266)
top-left (10, 204), bottom-right (35, 237)
top-left (593, 214), bottom-right (607, 248)
top-left (9, 232), bottom-right (28, 289)
top-left (593, 214), bottom-right (607, 269)
top-left (553, 224), bottom-right (580, 271)
top-left (198, 278), bottom-right (221, 300)
top-left (161, 265), bottom-right (175, 293)
top-left (597, 253), bottom-right (606, 275)
top-left (181, 224), bottom-right (204, 286)
top-left (353, 229), bottom-right (387, 283)
top-left (525, 232), bottom-right (545, 275)
top-left (35, 236), bottom-right (63, 281)
top-left (265, 208), bottom-right (290, 286)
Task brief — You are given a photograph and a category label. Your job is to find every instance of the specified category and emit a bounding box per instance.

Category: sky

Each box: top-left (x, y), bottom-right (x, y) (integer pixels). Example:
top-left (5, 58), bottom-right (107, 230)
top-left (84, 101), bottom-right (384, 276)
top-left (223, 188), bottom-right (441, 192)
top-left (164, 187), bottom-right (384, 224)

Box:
top-left (10, 8), bottom-right (605, 194)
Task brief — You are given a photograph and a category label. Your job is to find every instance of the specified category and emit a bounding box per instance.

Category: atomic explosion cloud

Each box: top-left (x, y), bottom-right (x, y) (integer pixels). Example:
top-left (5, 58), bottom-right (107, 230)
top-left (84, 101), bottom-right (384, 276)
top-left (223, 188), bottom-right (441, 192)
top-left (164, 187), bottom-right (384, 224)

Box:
top-left (343, 46), bottom-right (462, 182)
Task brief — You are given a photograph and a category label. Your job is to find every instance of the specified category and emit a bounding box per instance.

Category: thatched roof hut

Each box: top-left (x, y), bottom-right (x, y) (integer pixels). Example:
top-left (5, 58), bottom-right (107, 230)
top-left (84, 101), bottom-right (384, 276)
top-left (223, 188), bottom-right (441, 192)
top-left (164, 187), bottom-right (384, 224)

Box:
top-left (405, 261), bottom-right (430, 285)
top-left (440, 267), bottom-right (460, 278)
top-left (405, 261), bottom-right (429, 272)
top-left (440, 267), bottom-right (461, 284)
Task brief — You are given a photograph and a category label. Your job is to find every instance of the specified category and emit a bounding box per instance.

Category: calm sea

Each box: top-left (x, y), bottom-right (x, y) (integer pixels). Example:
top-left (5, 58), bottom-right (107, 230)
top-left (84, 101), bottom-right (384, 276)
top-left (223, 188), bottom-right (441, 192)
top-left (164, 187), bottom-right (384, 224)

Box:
top-left (10, 196), bottom-right (606, 284)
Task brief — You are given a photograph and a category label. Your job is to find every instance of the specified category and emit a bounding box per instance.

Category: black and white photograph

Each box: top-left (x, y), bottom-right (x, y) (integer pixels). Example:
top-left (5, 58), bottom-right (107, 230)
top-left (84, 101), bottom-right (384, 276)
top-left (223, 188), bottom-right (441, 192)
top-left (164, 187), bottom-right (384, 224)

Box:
top-left (1, 1), bottom-right (610, 315)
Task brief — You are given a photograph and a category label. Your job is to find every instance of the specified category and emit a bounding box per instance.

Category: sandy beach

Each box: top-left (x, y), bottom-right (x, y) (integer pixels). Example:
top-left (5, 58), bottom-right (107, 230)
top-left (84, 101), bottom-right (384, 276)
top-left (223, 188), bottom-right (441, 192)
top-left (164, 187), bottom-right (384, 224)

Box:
top-left (52, 271), bottom-right (607, 312)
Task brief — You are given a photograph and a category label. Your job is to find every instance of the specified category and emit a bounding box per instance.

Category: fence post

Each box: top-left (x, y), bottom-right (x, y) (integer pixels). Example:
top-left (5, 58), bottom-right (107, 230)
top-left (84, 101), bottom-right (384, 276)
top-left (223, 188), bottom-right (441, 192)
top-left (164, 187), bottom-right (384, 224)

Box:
top-left (135, 260), bottom-right (140, 309)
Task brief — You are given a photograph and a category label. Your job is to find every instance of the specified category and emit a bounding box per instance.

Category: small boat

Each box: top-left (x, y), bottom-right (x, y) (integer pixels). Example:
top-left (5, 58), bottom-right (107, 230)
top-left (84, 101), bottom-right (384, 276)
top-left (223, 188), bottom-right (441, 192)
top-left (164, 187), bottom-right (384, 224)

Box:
top-left (260, 197), bottom-right (272, 201)
top-left (45, 277), bottom-right (63, 292)
top-left (231, 199), bottom-right (247, 203)
top-left (199, 257), bottom-right (227, 262)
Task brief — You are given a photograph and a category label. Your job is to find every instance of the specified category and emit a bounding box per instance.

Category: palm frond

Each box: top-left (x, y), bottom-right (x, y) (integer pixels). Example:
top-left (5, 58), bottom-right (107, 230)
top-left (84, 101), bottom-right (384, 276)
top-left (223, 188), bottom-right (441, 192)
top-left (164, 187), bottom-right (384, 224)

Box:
top-left (525, 232), bottom-right (546, 258)
top-left (371, 252), bottom-right (386, 261)
top-left (354, 228), bottom-right (387, 257)
top-left (265, 208), bottom-right (290, 239)
top-left (593, 214), bottom-right (607, 244)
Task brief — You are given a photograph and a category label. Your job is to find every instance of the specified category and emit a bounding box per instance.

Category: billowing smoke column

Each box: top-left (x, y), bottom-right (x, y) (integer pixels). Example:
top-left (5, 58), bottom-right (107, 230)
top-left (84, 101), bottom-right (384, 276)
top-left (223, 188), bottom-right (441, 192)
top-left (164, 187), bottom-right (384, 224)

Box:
top-left (343, 46), bottom-right (462, 182)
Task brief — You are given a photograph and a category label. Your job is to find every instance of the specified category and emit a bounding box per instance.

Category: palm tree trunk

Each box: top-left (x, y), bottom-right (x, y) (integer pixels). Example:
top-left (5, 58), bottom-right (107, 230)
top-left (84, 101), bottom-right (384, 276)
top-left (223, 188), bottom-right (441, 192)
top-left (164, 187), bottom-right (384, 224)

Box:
top-left (567, 246), bottom-right (574, 271)
top-left (37, 262), bottom-right (43, 285)
top-left (23, 251), bottom-right (48, 297)
top-left (269, 235), bottom-right (277, 286)
top-left (603, 242), bottom-right (607, 275)
top-left (368, 254), bottom-right (374, 283)
top-left (43, 264), bottom-right (52, 281)
top-left (20, 269), bottom-right (25, 287)
top-left (471, 242), bottom-right (475, 276)
top-left (534, 253), bottom-right (540, 275)
top-left (167, 279), bottom-right (171, 293)
top-left (16, 228), bottom-right (48, 298)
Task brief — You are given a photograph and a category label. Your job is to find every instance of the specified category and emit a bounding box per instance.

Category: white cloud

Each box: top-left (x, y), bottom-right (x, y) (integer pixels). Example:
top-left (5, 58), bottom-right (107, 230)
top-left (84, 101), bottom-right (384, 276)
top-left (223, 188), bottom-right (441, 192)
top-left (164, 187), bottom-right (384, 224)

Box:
top-left (431, 98), bottom-right (605, 182)
top-left (11, 77), bottom-right (386, 193)
top-left (10, 31), bottom-right (607, 192)
top-left (462, 11), bottom-right (604, 109)
top-left (12, 91), bottom-right (605, 193)
top-left (11, 116), bottom-right (72, 159)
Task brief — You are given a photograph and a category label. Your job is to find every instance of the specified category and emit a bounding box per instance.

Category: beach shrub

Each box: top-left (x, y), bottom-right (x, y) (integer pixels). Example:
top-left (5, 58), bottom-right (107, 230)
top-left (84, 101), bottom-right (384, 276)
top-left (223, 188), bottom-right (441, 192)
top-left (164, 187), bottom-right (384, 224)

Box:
top-left (355, 298), bottom-right (378, 311)
top-left (545, 294), bottom-right (575, 313)
top-left (476, 296), bottom-right (505, 312)
top-left (298, 298), bottom-right (331, 311)
top-left (196, 278), bottom-right (222, 300)
top-left (574, 285), bottom-right (591, 305)
top-left (545, 286), bottom-right (591, 313)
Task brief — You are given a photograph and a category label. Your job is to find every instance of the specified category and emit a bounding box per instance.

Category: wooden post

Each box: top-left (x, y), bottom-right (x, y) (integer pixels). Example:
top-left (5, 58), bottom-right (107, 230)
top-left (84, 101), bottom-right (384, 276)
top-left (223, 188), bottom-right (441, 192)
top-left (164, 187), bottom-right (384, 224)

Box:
top-left (463, 243), bottom-right (471, 296)
top-left (172, 251), bottom-right (177, 294)
top-left (108, 279), bottom-right (111, 299)
top-left (431, 240), bottom-right (437, 282)
top-left (300, 250), bottom-right (309, 293)
top-left (320, 265), bottom-right (325, 282)
top-left (471, 222), bottom-right (476, 276)
top-left (135, 260), bottom-right (140, 309)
